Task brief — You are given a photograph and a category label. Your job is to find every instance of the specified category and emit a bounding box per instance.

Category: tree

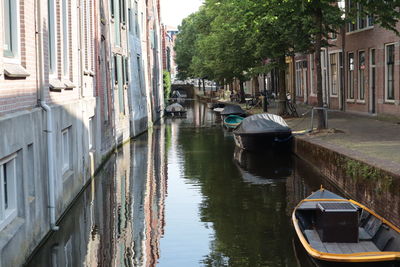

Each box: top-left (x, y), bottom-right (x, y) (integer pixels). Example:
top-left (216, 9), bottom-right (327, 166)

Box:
top-left (298, 0), bottom-right (400, 129)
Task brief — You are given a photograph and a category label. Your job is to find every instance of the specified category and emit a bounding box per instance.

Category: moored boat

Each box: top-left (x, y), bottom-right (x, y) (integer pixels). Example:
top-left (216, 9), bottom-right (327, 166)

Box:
top-left (293, 188), bottom-right (400, 264)
top-left (233, 113), bottom-right (292, 151)
top-left (165, 103), bottom-right (187, 117)
top-left (220, 104), bottom-right (246, 117)
top-left (223, 115), bottom-right (244, 129)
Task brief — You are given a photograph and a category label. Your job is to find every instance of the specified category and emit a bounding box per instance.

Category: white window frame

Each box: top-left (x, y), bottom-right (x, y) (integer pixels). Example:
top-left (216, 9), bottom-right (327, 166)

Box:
top-left (3, 0), bottom-right (21, 63)
top-left (346, 0), bottom-right (374, 34)
top-left (295, 61), bottom-right (302, 97)
top-left (321, 48), bottom-right (328, 103)
top-left (369, 48), bottom-right (376, 112)
top-left (385, 43), bottom-right (396, 103)
top-left (0, 153), bottom-right (18, 231)
top-left (347, 52), bottom-right (355, 101)
top-left (48, 0), bottom-right (57, 75)
top-left (62, 0), bottom-right (69, 78)
top-left (61, 128), bottom-right (70, 174)
top-left (329, 52), bottom-right (339, 97)
top-left (357, 50), bottom-right (366, 102)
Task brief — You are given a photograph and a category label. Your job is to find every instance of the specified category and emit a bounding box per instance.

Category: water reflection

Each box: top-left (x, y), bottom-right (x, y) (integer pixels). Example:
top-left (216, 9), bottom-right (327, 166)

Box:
top-left (27, 100), bottom-right (356, 267)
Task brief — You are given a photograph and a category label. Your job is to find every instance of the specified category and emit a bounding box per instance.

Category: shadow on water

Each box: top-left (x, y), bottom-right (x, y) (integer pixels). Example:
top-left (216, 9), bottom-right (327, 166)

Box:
top-left (26, 100), bottom-right (395, 267)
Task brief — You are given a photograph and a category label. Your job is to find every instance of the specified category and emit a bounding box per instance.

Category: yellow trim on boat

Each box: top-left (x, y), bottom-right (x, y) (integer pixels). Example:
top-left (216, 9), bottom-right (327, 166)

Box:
top-left (293, 197), bottom-right (400, 263)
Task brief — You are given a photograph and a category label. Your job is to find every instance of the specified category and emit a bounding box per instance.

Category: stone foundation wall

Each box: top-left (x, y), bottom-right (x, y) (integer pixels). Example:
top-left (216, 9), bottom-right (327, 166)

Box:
top-left (294, 137), bottom-right (400, 228)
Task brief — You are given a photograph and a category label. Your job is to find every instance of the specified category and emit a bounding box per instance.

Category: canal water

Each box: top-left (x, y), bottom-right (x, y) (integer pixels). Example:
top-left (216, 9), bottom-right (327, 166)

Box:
top-left (26, 100), bottom-right (343, 267)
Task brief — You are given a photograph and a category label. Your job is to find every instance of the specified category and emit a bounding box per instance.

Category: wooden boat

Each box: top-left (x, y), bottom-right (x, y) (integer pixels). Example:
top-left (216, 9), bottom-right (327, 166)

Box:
top-left (233, 113), bottom-right (292, 152)
top-left (293, 188), bottom-right (400, 264)
top-left (165, 103), bottom-right (187, 117)
top-left (223, 115), bottom-right (244, 129)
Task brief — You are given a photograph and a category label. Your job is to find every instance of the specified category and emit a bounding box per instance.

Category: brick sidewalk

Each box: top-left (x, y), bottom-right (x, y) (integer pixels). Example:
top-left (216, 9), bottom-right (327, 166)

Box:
top-left (280, 106), bottom-right (400, 175)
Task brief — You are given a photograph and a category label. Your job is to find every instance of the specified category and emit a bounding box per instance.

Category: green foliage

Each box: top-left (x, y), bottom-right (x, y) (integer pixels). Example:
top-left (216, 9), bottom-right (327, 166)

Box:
top-left (175, 0), bottom-right (400, 100)
top-left (163, 70), bottom-right (171, 102)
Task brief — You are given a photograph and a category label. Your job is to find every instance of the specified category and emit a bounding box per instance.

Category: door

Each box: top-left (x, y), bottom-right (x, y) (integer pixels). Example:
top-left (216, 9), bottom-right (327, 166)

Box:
top-left (370, 49), bottom-right (376, 114)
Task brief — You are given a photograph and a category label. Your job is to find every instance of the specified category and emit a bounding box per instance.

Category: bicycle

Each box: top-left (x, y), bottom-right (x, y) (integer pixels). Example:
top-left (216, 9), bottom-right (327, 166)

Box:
top-left (284, 94), bottom-right (299, 117)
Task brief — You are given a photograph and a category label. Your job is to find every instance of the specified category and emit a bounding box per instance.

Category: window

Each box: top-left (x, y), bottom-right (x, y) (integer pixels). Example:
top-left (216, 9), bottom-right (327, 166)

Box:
top-left (128, 8), bottom-right (133, 34)
top-left (330, 54), bottom-right (338, 95)
top-left (110, 0), bottom-right (115, 18)
top-left (115, 55), bottom-right (124, 113)
top-left (385, 44), bottom-right (395, 101)
top-left (358, 51), bottom-right (366, 100)
top-left (0, 154), bottom-right (17, 231)
top-left (120, 0), bottom-right (126, 25)
top-left (296, 62), bottom-right (301, 97)
top-left (135, 1), bottom-right (139, 36)
top-left (62, 0), bottom-right (69, 77)
top-left (3, 0), bottom-right (18, 58)
top-left (339, 52), bottom-right (344, 96)
top-left (310, 54), bottom-right (316, 95)
top-left (48, 0), bottom-right (57, 73)
top-left (124, 57), bottom-right (129, 85)
top-left (62, 128), bottom-right (70, 173)
top-left (348, 52), bottom-right (355, 99)
top-left (347, 0), bottom-right (373, 32)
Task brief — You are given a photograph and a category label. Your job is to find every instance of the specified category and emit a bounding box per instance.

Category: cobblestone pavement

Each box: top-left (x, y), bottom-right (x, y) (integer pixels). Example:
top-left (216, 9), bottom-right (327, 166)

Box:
top-left (280, 104), bottom-right (400, 175)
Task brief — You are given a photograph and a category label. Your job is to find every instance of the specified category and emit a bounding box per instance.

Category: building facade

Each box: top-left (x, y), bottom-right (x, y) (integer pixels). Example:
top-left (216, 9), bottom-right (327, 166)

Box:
top-left (0, 0), bottom-right (164, 266)
top-left (292, 16), bottom-right (400, 117)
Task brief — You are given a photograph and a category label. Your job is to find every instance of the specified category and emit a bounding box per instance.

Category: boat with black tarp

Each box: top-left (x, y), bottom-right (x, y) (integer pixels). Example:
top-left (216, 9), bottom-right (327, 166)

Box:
top-left (220, 104), bottom-right (246, 117)
top-left (293, 188), bottom-right (400, 265)
top-left (233, 113), bottom-right (292, 151)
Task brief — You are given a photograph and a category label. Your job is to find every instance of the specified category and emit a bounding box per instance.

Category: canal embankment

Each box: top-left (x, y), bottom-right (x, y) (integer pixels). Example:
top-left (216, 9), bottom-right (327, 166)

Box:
top-left (287, 110), bottom-right (400, 228)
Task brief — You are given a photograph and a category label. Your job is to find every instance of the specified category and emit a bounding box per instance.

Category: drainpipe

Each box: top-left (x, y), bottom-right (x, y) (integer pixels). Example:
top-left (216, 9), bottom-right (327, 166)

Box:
top-left (35, 0), bottom-right (59, 231)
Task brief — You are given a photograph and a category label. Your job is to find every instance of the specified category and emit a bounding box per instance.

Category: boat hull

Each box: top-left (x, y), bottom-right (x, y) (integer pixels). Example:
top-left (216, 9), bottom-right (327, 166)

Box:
top-left (233, 131), bottom-right (292, 152)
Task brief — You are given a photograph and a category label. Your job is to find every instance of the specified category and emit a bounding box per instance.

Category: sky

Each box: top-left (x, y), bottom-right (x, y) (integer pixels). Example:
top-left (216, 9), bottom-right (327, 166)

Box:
top-left (161, 0), bottom-right (203, 28)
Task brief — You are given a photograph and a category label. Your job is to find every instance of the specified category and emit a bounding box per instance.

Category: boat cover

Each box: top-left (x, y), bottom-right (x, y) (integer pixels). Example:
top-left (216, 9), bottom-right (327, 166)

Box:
top-left (221, 105), bottom-right (245, 115)
top-left (234, 113), bottom-right (291, 134)
top-left (166, 103), bottom-right (184, 112)
top-left (306, 189), bottom-right (345, 200)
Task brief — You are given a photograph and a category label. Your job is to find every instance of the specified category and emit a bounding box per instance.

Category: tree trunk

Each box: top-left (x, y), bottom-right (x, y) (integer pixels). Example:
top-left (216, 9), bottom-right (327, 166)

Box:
top-left (198, 79), bottom-right (201, 92)
top-left (202, 78), bottom-right (206, 94)
top-left (315, 6), bottom-right (326, 129)
top-left (277, 56), bottom-right (287, 116)
top-left (291, 55), bottom-right (296, 102)
top-left (239, 80), bottom-right (245, 103)
top-left (253, 75), bottom-right (260, 96)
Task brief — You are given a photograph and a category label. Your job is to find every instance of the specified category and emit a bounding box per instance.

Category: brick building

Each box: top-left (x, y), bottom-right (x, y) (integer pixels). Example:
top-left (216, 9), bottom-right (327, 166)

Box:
top-left (292, 14), bottom-right (400, 117)
top-left (0, 0), bottom-right (164, 265)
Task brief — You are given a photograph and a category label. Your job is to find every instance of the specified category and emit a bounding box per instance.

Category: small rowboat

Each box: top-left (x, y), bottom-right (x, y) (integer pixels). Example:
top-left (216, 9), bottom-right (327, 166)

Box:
top-left (223, 115), bottom-right (244, 129)
top-left (293, 188), bottom-right (400, 264)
